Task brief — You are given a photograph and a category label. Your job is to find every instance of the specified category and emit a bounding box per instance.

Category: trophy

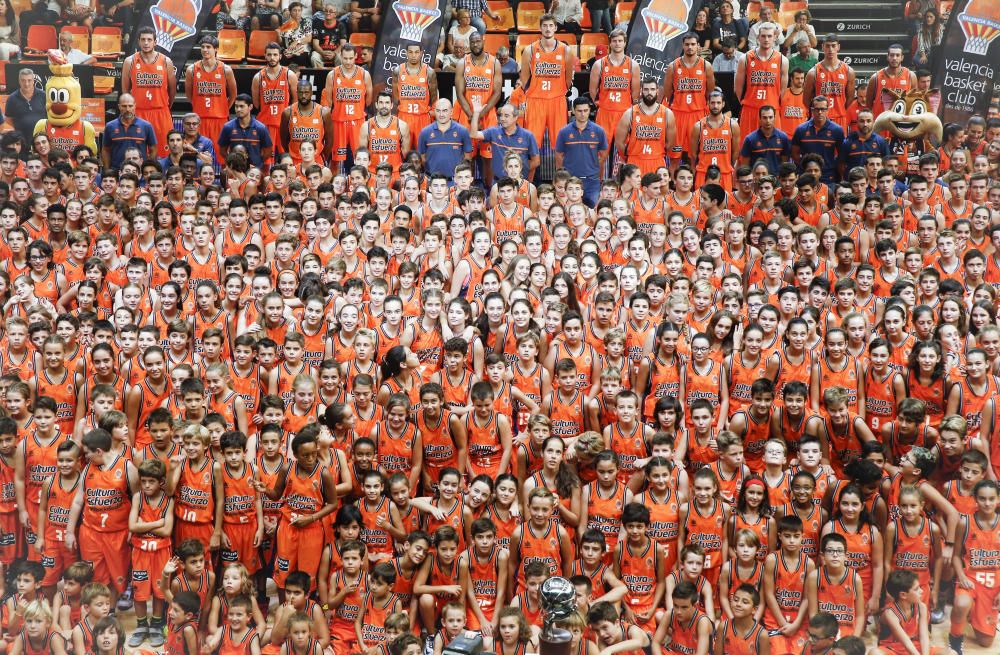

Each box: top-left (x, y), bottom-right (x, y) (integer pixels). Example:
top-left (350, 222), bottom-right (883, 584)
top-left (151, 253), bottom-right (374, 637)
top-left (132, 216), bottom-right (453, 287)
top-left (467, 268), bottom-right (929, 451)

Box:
top-left (538, 577), bottom-right (576, 655)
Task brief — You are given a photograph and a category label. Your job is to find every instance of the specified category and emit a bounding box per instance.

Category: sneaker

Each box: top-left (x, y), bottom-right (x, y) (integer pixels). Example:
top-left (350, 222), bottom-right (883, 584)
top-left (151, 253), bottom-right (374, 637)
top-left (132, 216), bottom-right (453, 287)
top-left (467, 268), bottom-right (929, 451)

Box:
top-left (126, 626), bottom-right (148, 648)
top-left (424, 634), bottom-right (435, 655)
top-left (948, 633), bottom-right (964, 655)
top-left (931, 608), bottom-right (945, 624)
top-left (149, 624), bottom-right (166, 648)
top-left (116, 585), bottom-right (133, 612)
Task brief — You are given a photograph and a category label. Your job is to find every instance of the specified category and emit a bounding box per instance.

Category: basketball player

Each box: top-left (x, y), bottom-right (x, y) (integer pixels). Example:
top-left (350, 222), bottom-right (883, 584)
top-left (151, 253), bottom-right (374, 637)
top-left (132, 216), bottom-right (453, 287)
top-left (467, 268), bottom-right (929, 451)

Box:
top-left (280, 78), bottom-right (334, 165)
top-left (589, 29), bottom-right (640, 170)
top-left (359, 91), bottom-right (410, 174)
top-left (252, 42), bottom-right (299, 154)
top-left (866, 44), bottom-right (916, 119)
top-left (734, 22), bottom-right (787, 138)
top-left (122, 26), bottom-right (176, 158)
top-left (184, 35), bottom-right (237, 162)
top-left (393, 43), bottom-right (437, 150)
top-left (691, 90), bottom-right (740, 189)
top-left (519, 13), bottom-right (576, 150)
top-left (614, 78), bottom-right (676, 176)
top-left (322, 43), bottom-right (372, 166)
top-left (805, 34), bottom-right (856, 130)
top-left (662, 32), bottom-right (714, 163)
top-left (455, 32), bottom-right (502, 187)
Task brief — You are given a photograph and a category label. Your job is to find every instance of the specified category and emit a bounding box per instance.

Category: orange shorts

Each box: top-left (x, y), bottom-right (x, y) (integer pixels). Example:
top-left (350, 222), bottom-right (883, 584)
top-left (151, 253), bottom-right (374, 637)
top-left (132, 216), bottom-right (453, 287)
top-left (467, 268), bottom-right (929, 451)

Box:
top-left (673, 110), bottom-right (703, 157)
top-left (80, 527), bottom-right (130, 592)
top-left (456, 106), bottom-right (496, 158)
top-left (739, 109), bottom-right (762, 141)
top-left (200, 117), bottom-right (228, 163)
top-left (330, 627), bottom-right (357, 655)
top-left (131, 545), bottom-right (171, 601)
top-left (628, 156), bottom-right (667, 177)
top-left (40, 534), bottom-right (77, 586)
top-left (221, 520), bottom-right (261, 574)
top-left (596, 107), bottom-right (626, 150)
top-left (332, 119), bottom-right (362, 162)
top-left (0, 511), bottom-right (19, 565)
top-left (273, 518), bottom-right (324, 588)
top-left (525, 96), bottom-right (568, 149)
top-left (399, 111), bottom-right (431, 151)
top-left (174, 519), bottom-right (215, 550)
top-left (768, 626), bottom-right (808, 655)
top-left (465, 602), bottom-right (496, 631)
top-left (144, 108), bottom-right (175, 158)
top-left (956, 576), bottom-right (1000, 636)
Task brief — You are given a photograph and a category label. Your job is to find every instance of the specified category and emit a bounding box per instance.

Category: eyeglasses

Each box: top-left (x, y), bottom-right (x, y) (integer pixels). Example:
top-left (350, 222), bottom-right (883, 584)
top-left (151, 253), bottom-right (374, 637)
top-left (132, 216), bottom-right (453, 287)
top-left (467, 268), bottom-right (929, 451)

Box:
top-left (823, 548), bottom-right (846, 555)
top-left (184, 121), bottom-right (200, 126)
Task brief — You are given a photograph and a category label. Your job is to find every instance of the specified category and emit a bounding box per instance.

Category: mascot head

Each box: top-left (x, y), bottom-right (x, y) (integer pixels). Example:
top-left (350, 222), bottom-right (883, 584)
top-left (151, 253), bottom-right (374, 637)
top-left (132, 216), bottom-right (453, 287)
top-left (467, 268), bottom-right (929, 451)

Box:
top-left (44, 49), bottom-right (82, 126)
top-left (873, 88), bottom-right (943, 144)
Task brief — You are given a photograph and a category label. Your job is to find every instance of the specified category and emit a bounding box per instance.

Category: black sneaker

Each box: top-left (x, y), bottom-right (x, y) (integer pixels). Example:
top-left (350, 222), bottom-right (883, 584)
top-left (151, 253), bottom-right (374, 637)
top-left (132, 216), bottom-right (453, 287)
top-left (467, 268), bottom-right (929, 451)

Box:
top-left (948, 633), bottom-right (964, 655)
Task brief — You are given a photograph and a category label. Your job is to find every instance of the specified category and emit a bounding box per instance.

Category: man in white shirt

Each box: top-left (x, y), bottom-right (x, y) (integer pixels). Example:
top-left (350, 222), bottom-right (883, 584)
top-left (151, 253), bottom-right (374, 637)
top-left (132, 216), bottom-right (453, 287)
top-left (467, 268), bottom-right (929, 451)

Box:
top-left (58, 31), bottom-right (96, 66)
top-left (748, 5), bottom-right (784, 49)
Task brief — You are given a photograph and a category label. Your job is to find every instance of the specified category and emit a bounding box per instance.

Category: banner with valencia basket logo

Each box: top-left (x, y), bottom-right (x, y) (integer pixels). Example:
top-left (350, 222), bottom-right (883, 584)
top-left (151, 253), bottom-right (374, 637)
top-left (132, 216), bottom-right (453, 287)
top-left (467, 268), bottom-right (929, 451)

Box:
top-left (371, 0), bottom-right (447, 105)
top-left (625, 0), bottom-right (700, 84)
top-left (932, 0), bottom-right (1000, 124)
top-left (131, 0), bottom-right (217, 73)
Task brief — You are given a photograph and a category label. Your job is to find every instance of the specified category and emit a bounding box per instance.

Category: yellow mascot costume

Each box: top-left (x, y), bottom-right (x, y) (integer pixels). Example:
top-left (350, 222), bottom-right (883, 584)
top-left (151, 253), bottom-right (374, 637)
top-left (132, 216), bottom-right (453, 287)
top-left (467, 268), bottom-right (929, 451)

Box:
top-left (32, 49), bottom-right (98, 154)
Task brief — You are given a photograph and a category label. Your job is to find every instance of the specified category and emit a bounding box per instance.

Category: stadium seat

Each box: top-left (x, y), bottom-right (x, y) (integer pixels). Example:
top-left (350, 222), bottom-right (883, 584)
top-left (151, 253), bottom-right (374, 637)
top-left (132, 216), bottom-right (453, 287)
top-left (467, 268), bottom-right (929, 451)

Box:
top-left (777, 0), bottom-right (806, 27)
top-left (217, 29), bottom-right (246, 63)
top-left (91, 26), bottom-right (123, 60)
top-left (555, 32), bottom-right (579, 56)
top-left (517, 1), bottom-right (545, 32)
top-left (24, 25), bottom-right (56, 56)
top-left (350, 32), bottom-right (377, 47)
top-left (61, 25), bottom-right (90, 53)
top-left (579, 32), bottom-right (608, 62)
top-left (484, 32), bottom-right (510, 56)
top-left (247, 29), bottom-right (278, 63)
top-left (484, 0), bottom-right (514, 32)
top-left (614, 1), bottom-right (635, 24)
top-left (94, 63), bottom-right (115, 94)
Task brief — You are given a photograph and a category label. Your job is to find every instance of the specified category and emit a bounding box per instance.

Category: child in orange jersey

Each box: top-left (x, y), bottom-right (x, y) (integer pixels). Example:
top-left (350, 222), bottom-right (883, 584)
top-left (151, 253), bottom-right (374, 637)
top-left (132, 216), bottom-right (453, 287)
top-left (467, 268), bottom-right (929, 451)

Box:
top-left (414, 526), bottom-right (462, 635)
top-left (165, 591), bottom-right (201, 655)
top-left (206, 364), bottom-right (250, 436)
top-left (163, 543), bottom-right (215, 626)
top-left (9, 599), bottom-right (67, 655)
top-left (679, 467), bottom-right (729, 589)
top-left (207, 564), bottom-right (266, 635)
top-left (168, 422), bottom-right (223, 552)
top-left (355, 562), bottom-right (404, 651)
top-left (64, 429), bottom-right (138, 602)
top-left (614, 503), bottom-right (664, 633)
top-left (601, 391), bottom-right (652, 484)
top-left (32, 337), bottom-right (80, 435)
top-left (203, 595), bottom-right (262, 655)
top-left (719, 529), bottom-right (764, 621)
top-left (0, 416), bottom-right (22, 566)
top-left (874, 571), bottom-right (940, 655)
top-left (541, 360), bottom-right (586, 440)
top-left (3, 561), bottom-right (45, 640)
top-left (127, 458), bottom-right (173, 649)
top-left (656, 581), bottom-right (714, 655)
top-left (570, 530), bottom-right (627, 606)
top-left (763, 515), bottom-right (815, 655)
top-left (356, 470), bottom-right (404, 564)
top-left (589, 601), bottom-right (651, 655)
top-left (326, 540), bottom-right (369, 654)
top-left (219, 432), bottom-right (264, 575)
top-left (69, 582), bottom-right (112, 655)
top-left (465, 381), bottom-right (513, 479)
top-left (821, 482), bottom-right (884, 618)
top-left (458, 517), bottom-right (508, 634)
top-left (269, 571), bottom-right (329, 650)
top-left (949, 480), bottom-right (1000, 655)
top-left (806, 533), bottom-right (865, 638)
top-left (581, 451), bottom-right (632, 561)
top-left (729, 477), bottom-right (775, 562)
top-left (34, 441), bottom-right (80, 600)
top-left (88, 615), bottom-right (127, 655)
top-left (254, 431), bottom-right (338, 591)
top-left (53, 562), bottom-right (91, 635)
top-left (714, 584), bottom-right (768, 655)
top-left (727, 379), bottom-right (775, 474)
top-left (431, 603), bottom-right (468, 655)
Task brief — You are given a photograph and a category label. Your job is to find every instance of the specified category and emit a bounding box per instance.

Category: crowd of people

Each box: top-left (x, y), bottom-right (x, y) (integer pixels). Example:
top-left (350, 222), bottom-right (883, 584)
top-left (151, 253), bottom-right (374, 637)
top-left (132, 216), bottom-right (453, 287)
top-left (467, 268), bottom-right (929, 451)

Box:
top-left (0, 0), bottom-right (996, 654)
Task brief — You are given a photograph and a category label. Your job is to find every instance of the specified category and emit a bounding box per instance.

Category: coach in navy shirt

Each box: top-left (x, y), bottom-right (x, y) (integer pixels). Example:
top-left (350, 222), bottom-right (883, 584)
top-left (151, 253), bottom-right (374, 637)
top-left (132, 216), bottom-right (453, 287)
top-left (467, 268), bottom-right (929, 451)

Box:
top-left (739, 105), bottom-right (791, 174)
top-left (469, 103), bottom-right (540, 181)
top-left (218, 94), bottom-right (274, 169)
top-left (555, 98), bottom-right (608, 206)
top-left (840, 107), bottom-right (889, 174)
top-left (418, 99), bottom-right (473, 178)
top-left (791, 95), bottom-right (845, 184)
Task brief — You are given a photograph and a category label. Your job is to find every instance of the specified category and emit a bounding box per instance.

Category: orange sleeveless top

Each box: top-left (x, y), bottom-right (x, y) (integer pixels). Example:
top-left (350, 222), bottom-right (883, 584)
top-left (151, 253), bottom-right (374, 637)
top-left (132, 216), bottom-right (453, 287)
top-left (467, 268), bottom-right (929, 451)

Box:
top-left (176, 458), bottom-right (215, 525)
top-left (82, 452), bottom-right (131, 532)
top-left (397, 63), bottom-right (431, 116)
top-left (131, 53), bottom-right (170, 109)
top-left (671, 57), bottom-right (708, 113)
top-left (288, 104), bottom-right (326, 162)
top-left (191, 61), bottom-right (229, 119)
top-left (743, 49), bottom-right (781, 108)
top-left (626, 103), bottom-right (669, 161)
top-left (329, 65), bottom-right (368, 121)
top-left (222, 462), bottom-right (257, 525)
top-left (526, 42), bottom-right (570, 99)
top-left (366, 117), bottom-right (405, 172)
top-left (258, 66), bottom-right (292, 126)
top-left (597, 55), bottom-right (635, 112)
top-left (695, 117), bottom-right (736, 176)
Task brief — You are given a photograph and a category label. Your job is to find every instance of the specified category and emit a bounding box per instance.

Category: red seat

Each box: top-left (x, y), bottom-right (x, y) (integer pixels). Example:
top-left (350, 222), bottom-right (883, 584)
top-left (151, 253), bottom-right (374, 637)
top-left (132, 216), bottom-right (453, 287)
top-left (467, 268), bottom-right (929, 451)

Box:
top-left (25, 25), bottom-right (57, 55)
